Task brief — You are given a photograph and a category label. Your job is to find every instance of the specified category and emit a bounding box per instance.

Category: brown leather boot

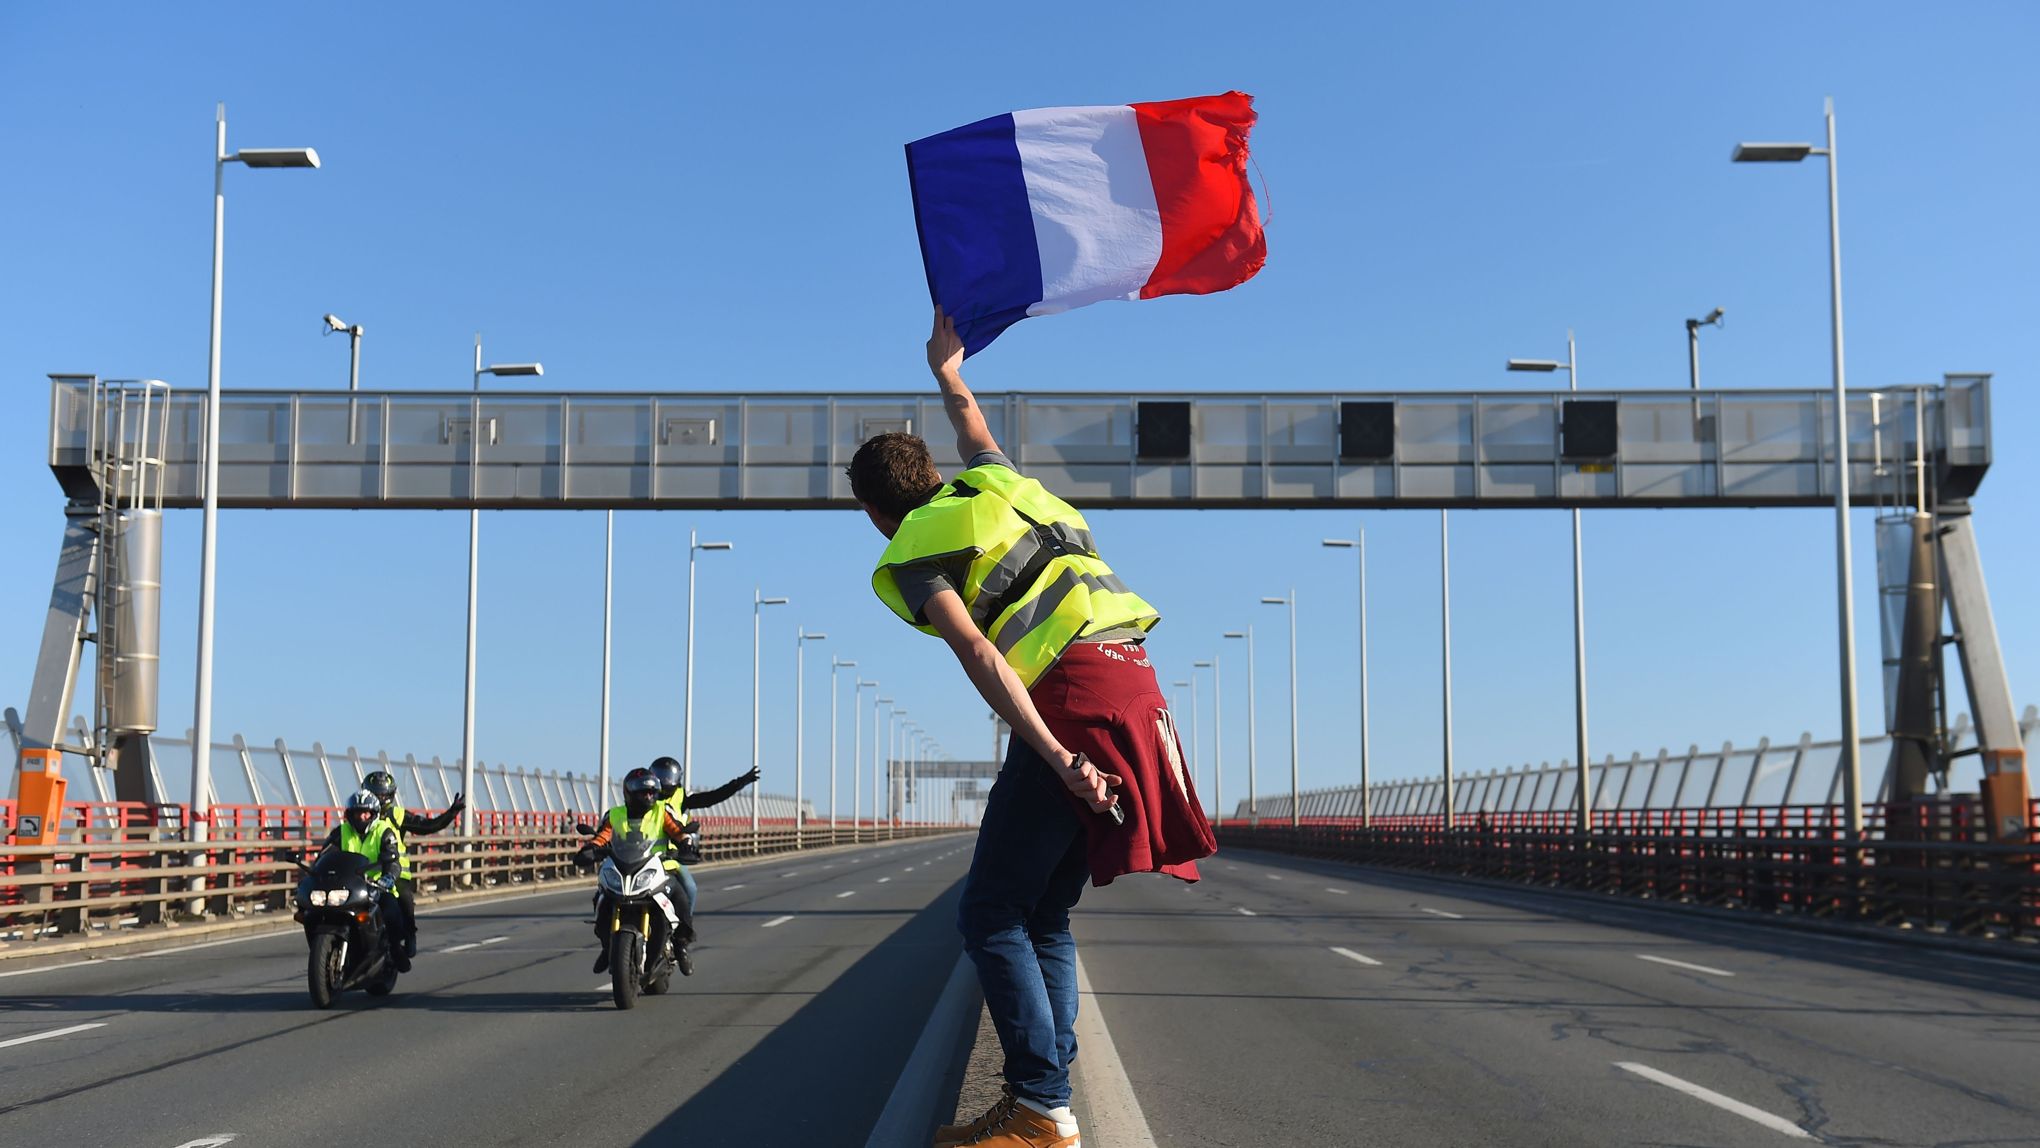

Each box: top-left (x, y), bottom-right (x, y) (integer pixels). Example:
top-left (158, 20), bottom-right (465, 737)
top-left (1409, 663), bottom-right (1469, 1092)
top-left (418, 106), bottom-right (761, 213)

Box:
top-left (934, 1087), bottom-right (1013, 1146)
top-left (957, 1101), bottom-right (1078, 1147)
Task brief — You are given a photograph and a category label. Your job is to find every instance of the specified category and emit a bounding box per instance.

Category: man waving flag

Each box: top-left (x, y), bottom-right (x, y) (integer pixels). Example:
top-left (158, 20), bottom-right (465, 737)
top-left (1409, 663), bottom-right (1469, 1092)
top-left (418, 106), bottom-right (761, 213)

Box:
top-left (906, 90), bottom-right (1266, 357)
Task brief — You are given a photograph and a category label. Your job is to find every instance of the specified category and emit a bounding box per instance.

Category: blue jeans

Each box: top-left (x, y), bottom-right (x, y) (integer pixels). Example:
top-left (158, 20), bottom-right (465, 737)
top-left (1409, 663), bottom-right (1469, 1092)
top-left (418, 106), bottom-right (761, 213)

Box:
top-left (676, 864), bottom-right (698, 940)
top-left (958, 738), bottom-right (1089, 1109)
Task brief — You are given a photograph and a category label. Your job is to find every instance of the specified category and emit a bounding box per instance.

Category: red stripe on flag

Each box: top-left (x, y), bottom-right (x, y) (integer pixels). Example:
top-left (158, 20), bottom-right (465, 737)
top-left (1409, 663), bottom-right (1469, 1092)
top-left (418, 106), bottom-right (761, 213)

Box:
top-left (1130, 91), bottom-right (1266, 300)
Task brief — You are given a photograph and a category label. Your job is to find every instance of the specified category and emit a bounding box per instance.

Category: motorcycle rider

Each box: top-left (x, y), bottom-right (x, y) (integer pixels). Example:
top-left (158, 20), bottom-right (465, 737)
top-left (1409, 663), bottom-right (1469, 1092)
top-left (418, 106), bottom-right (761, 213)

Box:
top-left (577, 768), bottom-right (688, 976)
top-left (646, 755), bottom-right (762, 975)
top-left (360, 770), bottom-right (465, 959)
top-left (308, 790), bottom-right (409, 972)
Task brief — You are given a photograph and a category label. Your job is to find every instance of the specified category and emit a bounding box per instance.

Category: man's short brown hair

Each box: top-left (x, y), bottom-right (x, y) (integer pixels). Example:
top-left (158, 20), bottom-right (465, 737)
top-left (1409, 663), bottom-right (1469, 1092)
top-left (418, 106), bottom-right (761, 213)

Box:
top-left (846, 432), bottom-right (944, 522)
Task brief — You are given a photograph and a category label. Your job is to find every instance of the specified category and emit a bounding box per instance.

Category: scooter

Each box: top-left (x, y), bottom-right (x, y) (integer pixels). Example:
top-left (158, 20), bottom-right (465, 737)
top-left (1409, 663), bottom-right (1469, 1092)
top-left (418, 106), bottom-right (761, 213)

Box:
top-left (592, 834), bottom-right (684, 1009)
top-left (294, 851), bottom-right (400, 1009)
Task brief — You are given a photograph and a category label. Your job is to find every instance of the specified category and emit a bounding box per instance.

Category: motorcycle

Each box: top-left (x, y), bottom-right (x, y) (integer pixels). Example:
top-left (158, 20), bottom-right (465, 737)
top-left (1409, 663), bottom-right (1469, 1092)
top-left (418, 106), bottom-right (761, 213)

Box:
top-left (293, 851), bottom-right (400, 1009)
top-left (592, 833), bottom-right (683, 1009)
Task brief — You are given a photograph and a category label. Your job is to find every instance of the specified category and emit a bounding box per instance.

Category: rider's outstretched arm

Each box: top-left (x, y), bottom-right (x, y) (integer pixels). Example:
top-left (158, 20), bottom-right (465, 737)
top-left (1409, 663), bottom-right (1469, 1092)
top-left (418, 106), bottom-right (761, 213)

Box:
top-left (405, 804), bottom-right (461, 836)
top-left (928, 308), bottom-right (1000, 461)
top-left (685, 767), bottom-right (760, 811)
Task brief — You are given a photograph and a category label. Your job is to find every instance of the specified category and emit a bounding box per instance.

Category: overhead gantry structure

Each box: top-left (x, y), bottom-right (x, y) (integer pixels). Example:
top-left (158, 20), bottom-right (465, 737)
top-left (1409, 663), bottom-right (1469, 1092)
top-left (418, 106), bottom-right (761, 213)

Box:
top-left (15, 373), bottom-right (2025, 842)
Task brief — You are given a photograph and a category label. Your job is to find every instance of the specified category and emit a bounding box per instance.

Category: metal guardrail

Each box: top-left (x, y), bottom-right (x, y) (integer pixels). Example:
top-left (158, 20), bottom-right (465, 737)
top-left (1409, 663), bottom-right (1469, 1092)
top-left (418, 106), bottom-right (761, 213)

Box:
top-left (0, 819), bottom-right (962, 946)
top-left (1219, 804), bottom-right (2040, 942)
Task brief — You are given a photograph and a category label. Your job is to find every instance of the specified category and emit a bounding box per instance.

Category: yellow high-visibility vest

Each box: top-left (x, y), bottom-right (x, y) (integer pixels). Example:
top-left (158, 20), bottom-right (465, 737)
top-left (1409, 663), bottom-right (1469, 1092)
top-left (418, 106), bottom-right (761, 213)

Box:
top-left (872, 463), bottom-right (1158, 689)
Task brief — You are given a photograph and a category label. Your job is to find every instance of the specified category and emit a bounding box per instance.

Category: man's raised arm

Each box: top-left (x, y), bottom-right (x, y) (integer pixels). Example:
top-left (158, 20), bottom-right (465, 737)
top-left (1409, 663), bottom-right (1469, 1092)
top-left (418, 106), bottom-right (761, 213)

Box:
top-left (928, 307), bottom-right (1001, 461)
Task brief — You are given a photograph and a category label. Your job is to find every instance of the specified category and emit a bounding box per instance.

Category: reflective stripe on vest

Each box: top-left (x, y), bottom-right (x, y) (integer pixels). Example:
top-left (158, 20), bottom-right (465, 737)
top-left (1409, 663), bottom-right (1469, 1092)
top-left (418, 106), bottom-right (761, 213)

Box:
top-left (872, 464), bottom-right (1158, 689)
top-left (388, 801), bottom-right (413, 880)
top-left (665, 791), bottom-right (692, 827)
top-left (339, 819), bottom-right (393, 889)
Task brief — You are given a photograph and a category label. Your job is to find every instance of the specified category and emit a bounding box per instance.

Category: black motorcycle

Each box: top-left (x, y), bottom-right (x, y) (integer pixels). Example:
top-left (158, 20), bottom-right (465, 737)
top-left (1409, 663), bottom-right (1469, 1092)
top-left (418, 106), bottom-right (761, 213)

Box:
top-left (592, 834), bottom-right (682, 1009)
top-left (294, 851), bottom-right (400, 1009)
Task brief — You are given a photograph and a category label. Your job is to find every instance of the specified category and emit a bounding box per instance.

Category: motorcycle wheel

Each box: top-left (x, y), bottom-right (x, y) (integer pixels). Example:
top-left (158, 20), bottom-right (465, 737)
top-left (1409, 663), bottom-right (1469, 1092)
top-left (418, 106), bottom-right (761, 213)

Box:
top-left (308, 932), bottom-right (341, 1009)
top-left (610, 931), bottom-right (641, 1010)
top-left (366, 958), bottom-right (399, 997)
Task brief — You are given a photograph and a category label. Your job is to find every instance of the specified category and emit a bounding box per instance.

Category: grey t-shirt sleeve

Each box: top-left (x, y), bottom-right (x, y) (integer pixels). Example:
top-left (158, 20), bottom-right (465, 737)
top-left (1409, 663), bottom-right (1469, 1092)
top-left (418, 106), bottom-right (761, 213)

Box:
top-left (891, 554), bottom-right (973, 624)
top-left (967, 449), bottom-right (1018, 474)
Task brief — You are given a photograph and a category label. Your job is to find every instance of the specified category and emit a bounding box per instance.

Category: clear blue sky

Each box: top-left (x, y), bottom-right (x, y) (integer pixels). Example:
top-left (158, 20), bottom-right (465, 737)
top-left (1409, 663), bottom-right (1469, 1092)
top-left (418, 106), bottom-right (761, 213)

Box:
top-left (3, 3), bottom-right (2035, 811)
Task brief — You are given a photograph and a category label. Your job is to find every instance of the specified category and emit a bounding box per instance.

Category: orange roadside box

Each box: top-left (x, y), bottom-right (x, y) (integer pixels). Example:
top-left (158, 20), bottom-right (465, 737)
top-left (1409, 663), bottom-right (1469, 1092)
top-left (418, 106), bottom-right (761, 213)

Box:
top-left (13, 747), bottom-right (67, 846)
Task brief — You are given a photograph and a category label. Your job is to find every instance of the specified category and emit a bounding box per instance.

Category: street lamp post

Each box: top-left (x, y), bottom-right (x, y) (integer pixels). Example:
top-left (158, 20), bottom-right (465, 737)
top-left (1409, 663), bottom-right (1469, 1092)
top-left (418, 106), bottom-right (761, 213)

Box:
top-left (1440, 510), bottom-right (1456, 830)
top-left (1734, 98), bottom-right (1864, 841)
top-left (1223, 629), bottom-right (1258, 821)
top-left (1322, 528), bottom-right (1372, 826)
top-left (598, 511), bottom-right (613, 807)
top-left (683, 531), bottom-right (734, 793)
top-left (1173, 677), bottom-right (1200, 801)
top-left (191, 103), bottom-right (319, 883)
top-left (460, 338), bottom-right (544, 836)
top-left (830, 657), bottom-right (857, 832)
top-left (1507, 337), bottom-right (1592, 832)
top-left (855, 679), bottom-right (877, 831)
top-left (877, 699), bottom-right (897, 837)
top-left (794, 627), bottom-right (829, 845)
top-left (1261, 594), bottom-right (1301, 827)
top-left (1196, 657), bottom-right (1221, 824)
top-left (751, 589), bottom-right (788, 840)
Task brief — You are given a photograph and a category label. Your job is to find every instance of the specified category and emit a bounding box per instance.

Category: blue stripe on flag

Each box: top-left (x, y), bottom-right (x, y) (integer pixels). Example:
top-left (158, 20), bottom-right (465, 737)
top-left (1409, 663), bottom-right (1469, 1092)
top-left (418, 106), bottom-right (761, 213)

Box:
top-left (905, 113), bottom-right (1042, 357)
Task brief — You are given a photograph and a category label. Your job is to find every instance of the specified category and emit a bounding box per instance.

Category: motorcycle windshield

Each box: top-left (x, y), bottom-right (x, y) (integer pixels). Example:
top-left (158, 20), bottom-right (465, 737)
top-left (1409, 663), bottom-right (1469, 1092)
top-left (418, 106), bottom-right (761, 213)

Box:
top-left (310, 851), bottom-right (374, 885)
top-left (609, 837), bottom-right (659, 873)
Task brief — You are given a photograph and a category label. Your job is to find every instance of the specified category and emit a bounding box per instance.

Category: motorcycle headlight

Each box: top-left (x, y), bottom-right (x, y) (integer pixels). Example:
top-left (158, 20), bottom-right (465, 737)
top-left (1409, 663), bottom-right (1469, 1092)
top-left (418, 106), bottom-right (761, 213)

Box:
top-left (309, 889), bottom-right (330, 906)
top-left (627, 867), bottom-right (663, 896)
top-left (599, 864), bottom-right (623, 894)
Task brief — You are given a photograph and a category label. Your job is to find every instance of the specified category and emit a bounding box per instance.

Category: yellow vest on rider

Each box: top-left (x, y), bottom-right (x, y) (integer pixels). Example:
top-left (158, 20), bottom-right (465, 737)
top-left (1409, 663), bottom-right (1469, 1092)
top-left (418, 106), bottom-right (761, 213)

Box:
top-left (872, 463), bottom-right (1159, 689)
top-left (664, 791), bottom-right (693, 828)
top-left (339, 818), bottom-right (396, 894)
top-left (386, 801), bottom-right (414, 880)
top-left (606, 805), bottom-right (681, 872)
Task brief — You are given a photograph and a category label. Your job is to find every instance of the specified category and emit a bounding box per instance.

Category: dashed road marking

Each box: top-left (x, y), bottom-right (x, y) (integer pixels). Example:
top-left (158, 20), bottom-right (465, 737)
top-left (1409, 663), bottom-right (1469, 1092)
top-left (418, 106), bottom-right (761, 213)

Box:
top-left (723, 884), bottom-right (746, 891)
top-left (480, 936), bottom-right (508, 945)
top-left (1325, 888), bottom-right (1349, 895)
top-left (762, 915), bottom-right (795, 928)
top-left (0, 1022), bottom-right (108, 1050)
top-left (1233, 907), bottom-right (1257, 917)
top-left (442, 942), bottom-right (480, 953)
top-left (836, 890), bottom-right (857, 899)
top-left (1637, 954), bottom-right (1734, 977)
top-left (877, 877), bottom-right (892, 883)
top-left (1615, 1062), bottom-right (1810, 1138)
top-left (1421, 908), bottom-right (1464, 920)
top-left (1266, 874), bottom-right (1283, 881)
top-left (779, 871), bottom-right (799, 878)
top-left (1330, 947), bottom-right (1382, 966)
top-left (170, 1137), bottom-right (239, 1148)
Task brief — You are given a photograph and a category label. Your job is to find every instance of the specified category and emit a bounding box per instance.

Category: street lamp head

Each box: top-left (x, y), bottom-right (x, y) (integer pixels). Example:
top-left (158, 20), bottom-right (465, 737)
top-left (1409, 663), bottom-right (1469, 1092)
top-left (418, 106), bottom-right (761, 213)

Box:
top-left (1173, 680), bottom-right (1191, 688)
top-left (1260, 597), bottom-right (1287, 605)
top-left (760, 596), bottom-right (788, 606)
top-left (1732, 142), bottom-right (1814, 163)
top-left (835, 657), bottom-right (858, 667)
top-left (482, 363), bottom-right (544, 377)
top-left (1506, 358), bottom-right (1562, 373)
top-left (234, 147), bottom-right (321, 169)
top-left (1702, 307), bottom-right (1726, 326)
top-left (698, 541), bottom-right (734, 551)
top-left (877, 697), bottom-right (894, 704)
top-left (1223, 631), bottom-right (1247, 639)
top-left (323, 313), bottom-right (348, 333)
top-left (802, 632), bottom-right (829, 641)
top-left (1193, 660), bottom-right (1212, 667)
top-left (1322, 538), bottom-right (1355, 548)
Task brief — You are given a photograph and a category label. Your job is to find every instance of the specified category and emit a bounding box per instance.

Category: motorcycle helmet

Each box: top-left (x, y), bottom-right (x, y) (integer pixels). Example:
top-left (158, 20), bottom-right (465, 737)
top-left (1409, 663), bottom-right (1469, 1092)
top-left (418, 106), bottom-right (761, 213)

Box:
top-left (622, 768), bottom-right (660, 819)
top-left (345, 789), bottom-right (381, 835)
top-left (649, 756), bottom-right (683, 799)
top-left (362, 770), bottom-right (398, 811)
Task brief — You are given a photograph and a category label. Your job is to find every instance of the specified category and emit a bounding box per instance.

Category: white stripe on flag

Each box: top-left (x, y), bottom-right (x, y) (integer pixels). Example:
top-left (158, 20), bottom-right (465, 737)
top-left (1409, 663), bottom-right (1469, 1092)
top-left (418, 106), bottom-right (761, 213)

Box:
top-left (1012, 105), bottom-right (1163, 318)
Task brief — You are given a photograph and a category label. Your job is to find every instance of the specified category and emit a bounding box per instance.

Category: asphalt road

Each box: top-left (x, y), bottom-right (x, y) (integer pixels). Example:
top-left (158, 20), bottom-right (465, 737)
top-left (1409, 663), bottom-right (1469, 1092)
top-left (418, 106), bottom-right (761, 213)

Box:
top-left (1073, 846), bottom-right (2040, 1147)
top-left (0, 834), bottom-right (977, 1147)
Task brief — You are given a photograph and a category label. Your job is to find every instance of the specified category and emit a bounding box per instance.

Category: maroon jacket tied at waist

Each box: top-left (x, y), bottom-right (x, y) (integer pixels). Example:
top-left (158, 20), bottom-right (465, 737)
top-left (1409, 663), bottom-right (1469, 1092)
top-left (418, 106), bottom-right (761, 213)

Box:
top-left (1030, 641), bottom-right (1218, 887)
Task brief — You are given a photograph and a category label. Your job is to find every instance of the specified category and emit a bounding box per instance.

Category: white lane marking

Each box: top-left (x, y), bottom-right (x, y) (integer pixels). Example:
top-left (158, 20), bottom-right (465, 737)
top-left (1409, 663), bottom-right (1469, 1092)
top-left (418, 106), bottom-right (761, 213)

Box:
top-left (723, 884), bottom-right (746, 891)
top-left (1615, 1062), bottom-right (1811, 1139)
top-left (1233, 907), bottom-right (1257, 917)
top-left (1266, 874), bottom-right (1283, 881)
top-left (592, 978), bottom-right (614, 991)
top-left (170, 1137), bottom-right (239, 1148)
top-left (480, 936), bottom-right (508, 946)
top-left (903, 866), bottom-right (916, 872)
top-left (877, 877), bottom-right (892, 884)
top-left (823, 864), bottom-right (836, 869)
top-left (1331, 946), bottom-right (1382, 967)
top-left (836, 891), bottom-right (857, 899)
top-left (1072, 953), bottom-right (1161, 1147)
top-left (779, 871), bottom-right (799, 878)
top-left (1637, 954), bottom-right (1734, 978)
top-left (1224, 865), bottom-right (1239, 871)
top-left (1421, 908), bottom-right (1465, 920)
top-left (1325, 887), bottom-right (1349, 895)
top-left (0, 1022), bottom-right (109, 1050)
top-left (762, 915), bottom-right (795, 928)
top-left (0, 955), bottom-right (132, 979)
top-left (442, 943), bottom-right (480, 953)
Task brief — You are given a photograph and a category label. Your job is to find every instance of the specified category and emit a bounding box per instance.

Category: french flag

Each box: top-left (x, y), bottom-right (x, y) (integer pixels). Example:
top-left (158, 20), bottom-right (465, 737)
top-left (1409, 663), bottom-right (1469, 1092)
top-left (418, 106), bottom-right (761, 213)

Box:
top-left (906, 91), bottom-right (1266, 357)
